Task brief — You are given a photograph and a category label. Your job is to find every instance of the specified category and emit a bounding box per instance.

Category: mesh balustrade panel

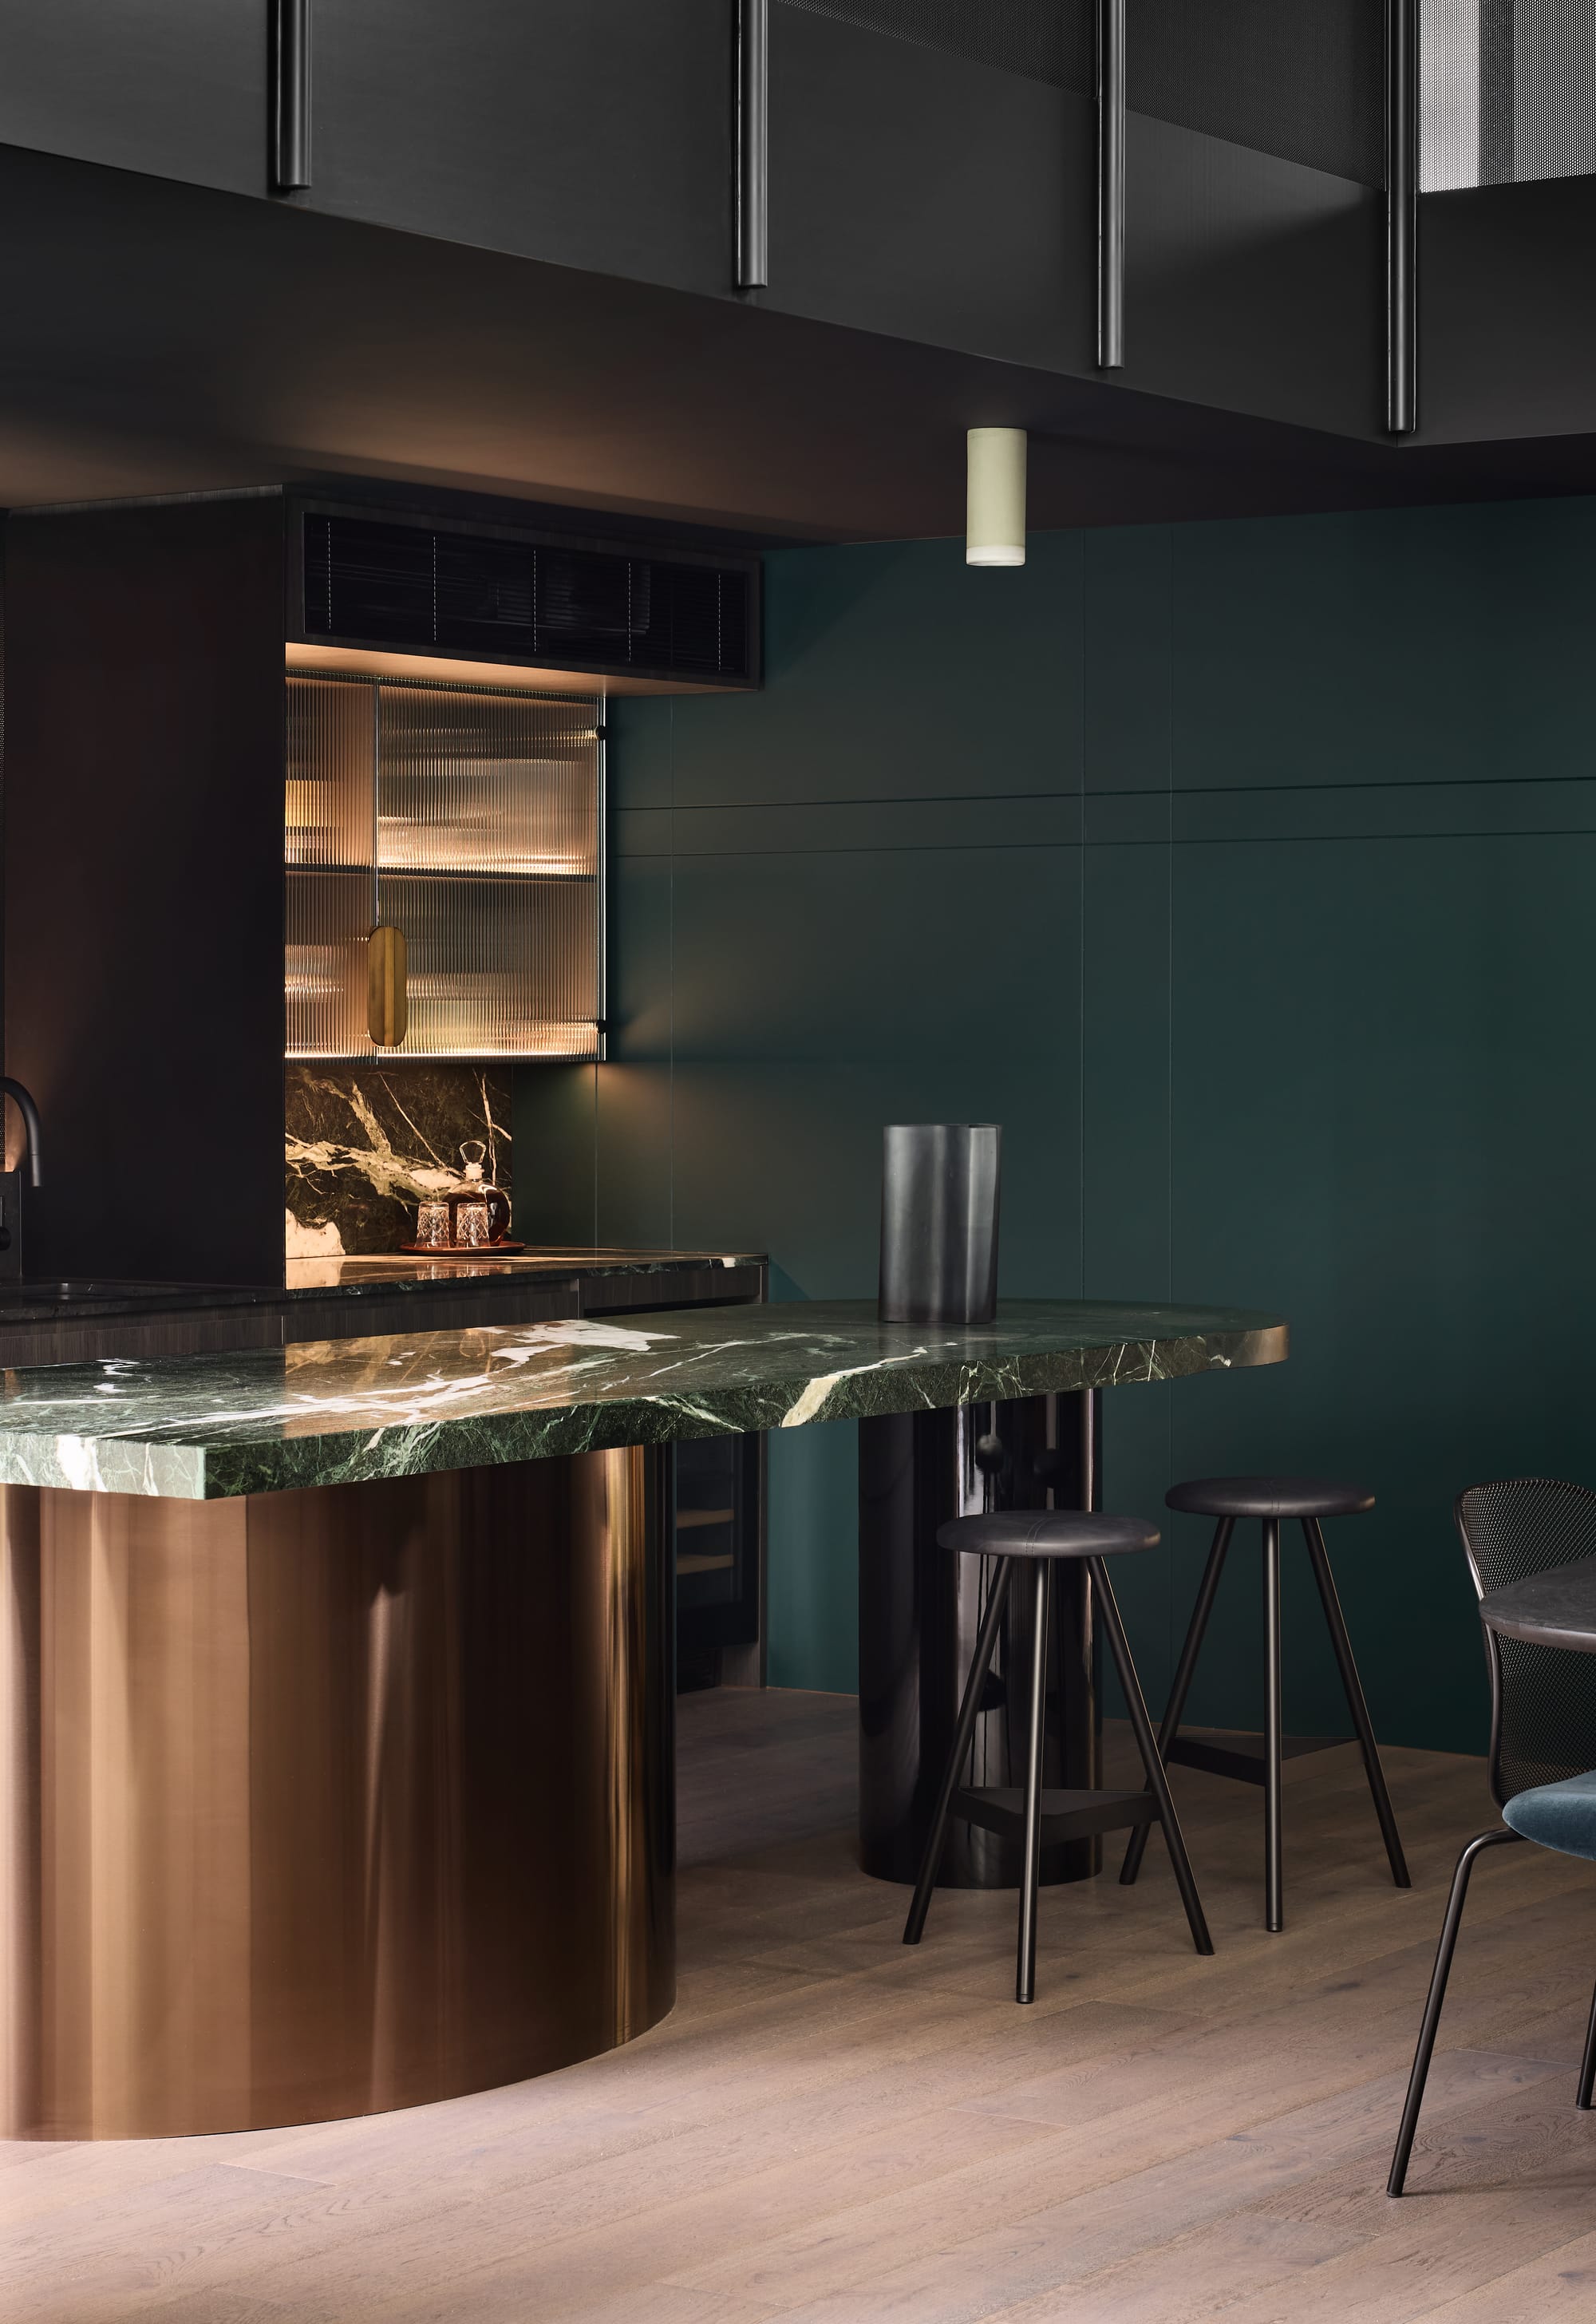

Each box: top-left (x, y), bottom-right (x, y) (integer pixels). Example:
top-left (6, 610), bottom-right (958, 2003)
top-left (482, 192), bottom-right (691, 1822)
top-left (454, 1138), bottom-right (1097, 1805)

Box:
top-left (1422, 0), bottom-right (1596, 189)
top-left (780, 0), bottom-right (1386, 183)
top-left (1456, 1479), bottom-right (1596, 1806)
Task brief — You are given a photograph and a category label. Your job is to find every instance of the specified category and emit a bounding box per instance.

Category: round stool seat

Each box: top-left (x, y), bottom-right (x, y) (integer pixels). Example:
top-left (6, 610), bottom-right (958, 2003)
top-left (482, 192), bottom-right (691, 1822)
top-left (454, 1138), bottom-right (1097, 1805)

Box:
top-left (937, 1511), bottom-right (1159, 1559)
top-left (1166, 1476), bottom-right (1374, 1520)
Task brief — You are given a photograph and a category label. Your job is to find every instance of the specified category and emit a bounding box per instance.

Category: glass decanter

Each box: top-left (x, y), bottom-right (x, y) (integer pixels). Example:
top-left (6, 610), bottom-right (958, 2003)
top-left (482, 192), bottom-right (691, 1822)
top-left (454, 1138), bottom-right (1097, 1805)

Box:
top-left (447, 1141), bottom-right (511, 1247)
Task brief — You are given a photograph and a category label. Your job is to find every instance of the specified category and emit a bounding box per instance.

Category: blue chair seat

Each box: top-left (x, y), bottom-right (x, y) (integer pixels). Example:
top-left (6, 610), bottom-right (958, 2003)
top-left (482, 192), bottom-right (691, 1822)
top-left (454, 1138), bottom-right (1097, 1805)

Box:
top-left (1503, 1768), bottom-right (1596, 1861)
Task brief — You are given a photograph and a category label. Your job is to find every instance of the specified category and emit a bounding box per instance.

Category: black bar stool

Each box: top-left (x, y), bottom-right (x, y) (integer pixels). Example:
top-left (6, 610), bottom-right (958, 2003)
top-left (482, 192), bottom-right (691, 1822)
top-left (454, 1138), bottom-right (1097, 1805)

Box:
top-left (903, 1510), bottom-right (1214, 2002)
top-left (1120, 1476), bottom-right (1409, 1932)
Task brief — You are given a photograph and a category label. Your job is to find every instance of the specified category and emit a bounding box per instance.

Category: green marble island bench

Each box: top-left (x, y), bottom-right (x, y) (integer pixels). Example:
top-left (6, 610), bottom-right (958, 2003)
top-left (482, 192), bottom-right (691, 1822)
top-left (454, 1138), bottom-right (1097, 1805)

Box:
top-left (0, 1297), bottom-right (1285, 2141)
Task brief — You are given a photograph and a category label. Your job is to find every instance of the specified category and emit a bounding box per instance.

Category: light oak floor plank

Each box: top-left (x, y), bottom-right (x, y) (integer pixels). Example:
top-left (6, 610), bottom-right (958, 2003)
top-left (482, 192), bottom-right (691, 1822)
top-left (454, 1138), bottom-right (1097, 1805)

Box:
top-left (4, 1689), bottom-right (1595, 2323)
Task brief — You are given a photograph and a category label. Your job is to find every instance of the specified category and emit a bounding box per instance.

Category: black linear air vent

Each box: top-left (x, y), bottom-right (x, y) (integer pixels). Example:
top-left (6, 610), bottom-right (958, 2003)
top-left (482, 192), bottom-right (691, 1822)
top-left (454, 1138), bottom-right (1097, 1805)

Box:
top-left (300, 511), bottom-right (757, 684)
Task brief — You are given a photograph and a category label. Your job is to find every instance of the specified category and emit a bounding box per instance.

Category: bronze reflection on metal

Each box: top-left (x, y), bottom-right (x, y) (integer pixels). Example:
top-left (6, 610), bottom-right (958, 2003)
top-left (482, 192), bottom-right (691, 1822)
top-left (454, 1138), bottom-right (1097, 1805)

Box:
top-left (0, 1448), bottom-right (674, 2139)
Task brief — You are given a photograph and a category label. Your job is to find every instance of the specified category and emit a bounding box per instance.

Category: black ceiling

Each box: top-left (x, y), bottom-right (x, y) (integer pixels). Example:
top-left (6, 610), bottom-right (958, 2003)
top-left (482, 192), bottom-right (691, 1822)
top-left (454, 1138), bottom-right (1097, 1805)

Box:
top-left (2, 142), bottom-right (1594, 544)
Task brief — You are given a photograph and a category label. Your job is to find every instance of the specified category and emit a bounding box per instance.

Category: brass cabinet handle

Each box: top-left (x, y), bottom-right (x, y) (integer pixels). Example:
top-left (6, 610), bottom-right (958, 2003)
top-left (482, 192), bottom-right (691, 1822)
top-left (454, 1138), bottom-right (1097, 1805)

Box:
top-left (366, 923), bottom-right (408, 1048)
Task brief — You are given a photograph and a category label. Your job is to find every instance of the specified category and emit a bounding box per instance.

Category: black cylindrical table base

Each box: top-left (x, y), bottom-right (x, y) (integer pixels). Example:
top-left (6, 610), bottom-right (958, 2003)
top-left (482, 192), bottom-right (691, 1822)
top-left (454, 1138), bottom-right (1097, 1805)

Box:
top-left (859, 1390), bottom-right (1103, 1888)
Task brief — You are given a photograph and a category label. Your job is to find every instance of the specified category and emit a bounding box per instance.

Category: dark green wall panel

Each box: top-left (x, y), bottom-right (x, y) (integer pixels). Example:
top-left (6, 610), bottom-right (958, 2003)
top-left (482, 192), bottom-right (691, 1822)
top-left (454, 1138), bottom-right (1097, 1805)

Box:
top-left (1166, 828), bottom-right (1596, 1749)
top-left (516, 492), bottom-right (1596, 1754)
top-left (638, 532), bottom-right (1084, 811)
top-left (766, 1421), bottom-right (859, 1696)
top-left (1172, 501), bottom-right (1596, 792)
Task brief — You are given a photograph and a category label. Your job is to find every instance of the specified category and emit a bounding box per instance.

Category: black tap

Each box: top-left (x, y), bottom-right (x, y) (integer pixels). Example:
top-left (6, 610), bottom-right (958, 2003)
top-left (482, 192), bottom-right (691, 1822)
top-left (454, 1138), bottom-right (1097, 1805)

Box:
top-left (1, 1078), bottom-right (42, 1188)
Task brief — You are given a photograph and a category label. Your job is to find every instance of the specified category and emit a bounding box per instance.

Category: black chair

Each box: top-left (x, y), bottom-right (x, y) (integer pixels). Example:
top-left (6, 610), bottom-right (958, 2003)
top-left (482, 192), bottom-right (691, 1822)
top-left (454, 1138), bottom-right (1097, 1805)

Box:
top-left (1120, 1476), bottom-right (1409, 1931)
top-left (903, 1510), bottom-right (1214, 2002)
top-left (1389, 1478), bottom-right (1596, 2195)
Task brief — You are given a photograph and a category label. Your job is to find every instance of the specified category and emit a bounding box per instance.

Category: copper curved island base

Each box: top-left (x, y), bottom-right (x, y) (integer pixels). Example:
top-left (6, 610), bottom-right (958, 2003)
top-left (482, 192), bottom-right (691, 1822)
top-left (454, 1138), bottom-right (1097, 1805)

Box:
top-left (0, 1449), bottom-right (674, 2139)
top-left (0, 1296), bottom-right (1286, 2140)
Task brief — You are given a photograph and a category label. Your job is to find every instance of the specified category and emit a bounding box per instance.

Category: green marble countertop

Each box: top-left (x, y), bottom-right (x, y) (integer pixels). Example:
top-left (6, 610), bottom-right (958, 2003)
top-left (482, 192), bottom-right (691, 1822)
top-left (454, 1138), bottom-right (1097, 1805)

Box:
top-left (0, 1298), bottom-right (1287, 1501)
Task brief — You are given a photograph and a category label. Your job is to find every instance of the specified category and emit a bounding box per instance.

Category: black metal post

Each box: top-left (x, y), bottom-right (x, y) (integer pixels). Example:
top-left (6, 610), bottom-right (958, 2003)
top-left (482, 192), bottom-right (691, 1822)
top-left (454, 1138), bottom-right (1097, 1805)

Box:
top-left (1262, 1516), bottom-right (1283, 1931)
top-left (1078, 1386), bottom-right (1101, 1512)
top-left (1302, 1516), bottom-right (1411, 1888)
top-left (1578, 1975), bottom-right (1596, 2111)
top-left (1386, 0), bottom-right (1416, 433)
top-left (859, 1393), bottom-right (1099, 1888)
top-left (1389, 1827), bottom-right (1523, 2194)
top-left (1120, 1514), bottom-right (1234, 1886)
top-left (274, 0), bottom-right (310, 192)
top-left (1097, 0), bottom-right (1126, 369)
top-left (1016, 1559), bottom-right (1051, 2002)
top-left (1090, 1558), bottom-right (1214, 1956)
top-left (737, 0), bottom-right (769, 290)
top-left (903, 1558), bottom-right (1015, 1946)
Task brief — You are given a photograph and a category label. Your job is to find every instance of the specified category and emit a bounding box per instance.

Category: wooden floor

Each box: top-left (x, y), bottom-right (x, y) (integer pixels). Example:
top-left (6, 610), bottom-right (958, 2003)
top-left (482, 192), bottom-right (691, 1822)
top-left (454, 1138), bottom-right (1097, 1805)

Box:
top-left (6, 1690), bottom-right (1596, 2323)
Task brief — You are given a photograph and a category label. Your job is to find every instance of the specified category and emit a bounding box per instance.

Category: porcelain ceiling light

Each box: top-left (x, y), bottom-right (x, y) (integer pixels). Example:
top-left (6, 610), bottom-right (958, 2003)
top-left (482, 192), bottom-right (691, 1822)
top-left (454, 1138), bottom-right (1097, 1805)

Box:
top-left (966, 427), bottom-right (1027, 567)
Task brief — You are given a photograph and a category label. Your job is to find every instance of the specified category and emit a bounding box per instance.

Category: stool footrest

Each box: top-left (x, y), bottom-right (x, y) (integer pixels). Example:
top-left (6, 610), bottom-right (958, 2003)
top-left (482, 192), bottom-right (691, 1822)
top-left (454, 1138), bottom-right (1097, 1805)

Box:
top-left (952, 1785), bottom-right (1158, 1844)
top-left (1166, 1729), bottom-right (1350, 1786)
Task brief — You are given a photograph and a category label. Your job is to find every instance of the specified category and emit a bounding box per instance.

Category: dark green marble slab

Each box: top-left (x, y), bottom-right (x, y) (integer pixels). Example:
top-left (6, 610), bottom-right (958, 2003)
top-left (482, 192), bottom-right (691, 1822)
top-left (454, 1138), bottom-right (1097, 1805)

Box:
top-left (0, 1298), bottom-right (1287, 1502)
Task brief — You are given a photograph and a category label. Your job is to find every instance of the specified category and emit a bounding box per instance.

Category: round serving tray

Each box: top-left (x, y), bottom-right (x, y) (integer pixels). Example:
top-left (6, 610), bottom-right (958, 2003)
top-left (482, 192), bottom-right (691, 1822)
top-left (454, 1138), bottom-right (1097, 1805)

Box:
top-left (398, 1240), bottom-right (527, 1256)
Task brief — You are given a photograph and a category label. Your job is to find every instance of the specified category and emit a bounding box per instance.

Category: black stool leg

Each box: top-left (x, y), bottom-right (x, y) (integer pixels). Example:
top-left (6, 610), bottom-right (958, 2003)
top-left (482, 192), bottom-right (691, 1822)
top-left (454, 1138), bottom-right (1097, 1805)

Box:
top-left (1120, 1516), bottom-right (1235, 1886)
top-left (1262, 1516), bottom-right (1284, 1932)
top-left (1302, 1516), bottom-right (1411, 1890)
top-left (903, 1558), bottom-right (1016, 1947)
top-left (1016, 1559), bottom-right (1051, 2004)
top-left (1089, 1557), bottom-right (1214, 1957)
top-left (1388, 1828), bottom-right (1522, 2194)
top-left (1578, 1974), bottom-right (1596, 2111)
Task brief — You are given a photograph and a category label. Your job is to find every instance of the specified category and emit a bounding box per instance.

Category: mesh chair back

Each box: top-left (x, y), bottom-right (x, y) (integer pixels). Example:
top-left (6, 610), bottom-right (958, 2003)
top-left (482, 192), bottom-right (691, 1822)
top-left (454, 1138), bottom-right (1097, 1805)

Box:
top-left (1456, 1478), bottom-right (1596, 1807)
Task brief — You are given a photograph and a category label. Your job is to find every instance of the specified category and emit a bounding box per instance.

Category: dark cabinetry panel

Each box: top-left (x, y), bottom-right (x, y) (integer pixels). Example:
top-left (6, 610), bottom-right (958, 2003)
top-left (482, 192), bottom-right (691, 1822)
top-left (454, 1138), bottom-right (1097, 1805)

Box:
top-left (767, 12), bottom-right (1096, 377)
top-left (306, 0), bottom-right (732, 295)
top-left (0, 1), bottom-right (267, 196)
top-left (1420, 175), bottom-right (1596, 446)
top-left (580, 1264), bottom-right (764, 1314)
top-left (764, 11), bottom-right (1380, 439)
top-left (282, 1281), bottom-right (580, 1342)
top-left (1123, 115), bottom-right (1381, 440)
top-left (4, 500), bottom-right (288, 1287)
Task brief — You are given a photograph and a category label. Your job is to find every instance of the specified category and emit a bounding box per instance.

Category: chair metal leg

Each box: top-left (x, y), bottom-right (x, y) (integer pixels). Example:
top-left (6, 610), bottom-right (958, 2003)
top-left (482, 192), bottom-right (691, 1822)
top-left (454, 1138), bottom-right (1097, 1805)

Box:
top-left (1302, 1516), bottom-right (1411, 1890)
top-left (1090, 1557), bottom-right (1214, 1956)
top-left (1578, 1973), bottom-right (1596, 2111)
top-left (1016, 1559), bottom-right (1051, 2004)
top-left (903, 1557), bottom-right (1015, 1946)
top-left (1387, 1827), bottom-right (1522, 2194)
top-left (1120, 1516), bottom-right (1235, 1887)
top-left (1262, 1516), bottom-right (1284, 1932)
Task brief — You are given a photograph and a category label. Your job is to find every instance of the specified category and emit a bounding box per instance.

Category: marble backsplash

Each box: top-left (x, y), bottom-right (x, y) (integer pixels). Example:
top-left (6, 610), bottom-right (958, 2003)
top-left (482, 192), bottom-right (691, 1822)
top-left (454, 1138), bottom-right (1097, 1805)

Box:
top-left (285, 1065), bottom-right (513, 1257)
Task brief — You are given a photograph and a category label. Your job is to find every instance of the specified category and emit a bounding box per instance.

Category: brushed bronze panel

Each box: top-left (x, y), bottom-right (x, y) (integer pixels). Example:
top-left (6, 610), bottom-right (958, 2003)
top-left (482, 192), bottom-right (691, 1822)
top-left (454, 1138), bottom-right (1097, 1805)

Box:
top-left (0, 1449), bottom-right (673, 2138)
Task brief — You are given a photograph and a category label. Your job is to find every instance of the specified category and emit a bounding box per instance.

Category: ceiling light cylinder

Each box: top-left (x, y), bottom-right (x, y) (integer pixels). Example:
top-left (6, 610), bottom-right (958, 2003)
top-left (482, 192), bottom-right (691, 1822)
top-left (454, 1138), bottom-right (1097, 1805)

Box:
top-left (966, 428), bottom-right (1027, 567)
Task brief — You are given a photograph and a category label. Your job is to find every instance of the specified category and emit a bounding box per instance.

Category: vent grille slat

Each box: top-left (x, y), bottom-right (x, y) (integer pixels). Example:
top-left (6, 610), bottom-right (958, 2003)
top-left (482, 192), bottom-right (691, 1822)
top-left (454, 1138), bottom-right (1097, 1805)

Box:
top-left (302, 512), bottom-right (756, 685)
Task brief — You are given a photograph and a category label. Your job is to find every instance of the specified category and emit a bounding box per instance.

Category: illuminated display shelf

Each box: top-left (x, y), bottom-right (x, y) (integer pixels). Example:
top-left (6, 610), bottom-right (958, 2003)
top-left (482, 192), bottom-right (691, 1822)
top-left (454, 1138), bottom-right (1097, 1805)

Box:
top-left (285, 670), bottom-right (604, 1062)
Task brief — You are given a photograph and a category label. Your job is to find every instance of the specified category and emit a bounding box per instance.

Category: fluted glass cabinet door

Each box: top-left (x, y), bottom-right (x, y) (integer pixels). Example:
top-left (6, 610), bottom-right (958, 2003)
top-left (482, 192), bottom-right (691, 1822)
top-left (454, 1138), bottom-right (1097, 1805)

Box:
top-left (285, 674), bottom-right (602, 1061)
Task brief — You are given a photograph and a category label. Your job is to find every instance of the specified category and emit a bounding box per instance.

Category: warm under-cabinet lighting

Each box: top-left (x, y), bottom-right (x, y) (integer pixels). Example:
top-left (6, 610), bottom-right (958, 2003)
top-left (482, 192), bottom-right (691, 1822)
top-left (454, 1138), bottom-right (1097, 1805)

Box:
top-left (284, 674), bottom-right (602, 1060)
top-left (966, 427), bottom-right (1027, 567)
